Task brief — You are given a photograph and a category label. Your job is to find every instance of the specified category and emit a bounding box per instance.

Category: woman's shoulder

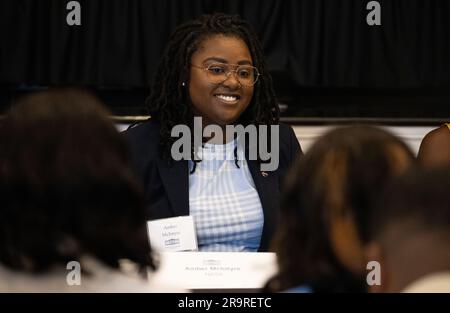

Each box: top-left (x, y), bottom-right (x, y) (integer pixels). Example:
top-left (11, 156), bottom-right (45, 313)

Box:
top-left (418, 124), bottom-right (450, 166)
top-left (277, 123), bottom-right (302, 160)
top-left (425, 124), bottom-right (450, 137)
top-left (122, 119), bottom-right (161, 141)
top-left (278, 123), bottom-right (297, 140)
top-left (419, 124), bottom-right (450, 152)
top-left (122, 119), bottom-right (161, 158)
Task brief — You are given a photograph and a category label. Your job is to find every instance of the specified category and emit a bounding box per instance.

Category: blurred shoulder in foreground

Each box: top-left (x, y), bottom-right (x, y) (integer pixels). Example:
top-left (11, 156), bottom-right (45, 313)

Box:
top-left (418, 124), bottom-right (450, 168)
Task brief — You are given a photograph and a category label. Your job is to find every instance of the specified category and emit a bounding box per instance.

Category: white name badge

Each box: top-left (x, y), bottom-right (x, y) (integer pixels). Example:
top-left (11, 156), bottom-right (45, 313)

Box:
top-left (150, 252), bottom-right (277, 290)
top-left (147, 216), bottom-right (198, 252)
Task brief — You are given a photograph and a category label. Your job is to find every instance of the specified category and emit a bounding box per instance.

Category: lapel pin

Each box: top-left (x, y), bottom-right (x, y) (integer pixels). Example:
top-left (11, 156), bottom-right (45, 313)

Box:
top-left (261, 171), bottom-right (268, 177)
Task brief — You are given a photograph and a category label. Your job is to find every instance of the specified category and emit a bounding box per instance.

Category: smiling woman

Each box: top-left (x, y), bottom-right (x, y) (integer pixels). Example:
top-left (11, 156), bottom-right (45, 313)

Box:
top-left (188, 35), bottom-right (255, 127)
top-left (123, 13), bottom-right (303, 252)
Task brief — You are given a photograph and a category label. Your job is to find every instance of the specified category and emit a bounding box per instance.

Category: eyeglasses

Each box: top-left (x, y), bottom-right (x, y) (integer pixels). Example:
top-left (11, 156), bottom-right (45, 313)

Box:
top-left (191, 62), bottom-right (260, 87)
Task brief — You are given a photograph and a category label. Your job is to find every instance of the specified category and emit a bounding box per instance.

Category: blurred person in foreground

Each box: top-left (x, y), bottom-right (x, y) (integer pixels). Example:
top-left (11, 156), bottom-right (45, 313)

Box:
top-left (265, 125), bottom-right (415, 292)
top-left (367, 167), bottom-right (450, 293)
top-left (0, 88), bottom-right (177, 292)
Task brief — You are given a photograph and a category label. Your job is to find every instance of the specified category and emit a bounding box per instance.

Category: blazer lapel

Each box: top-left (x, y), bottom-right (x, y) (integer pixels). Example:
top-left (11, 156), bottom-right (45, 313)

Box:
top-left (247, 159), bottom-right (280, 251)
top-left (156, 158), bottom-right (189, 217)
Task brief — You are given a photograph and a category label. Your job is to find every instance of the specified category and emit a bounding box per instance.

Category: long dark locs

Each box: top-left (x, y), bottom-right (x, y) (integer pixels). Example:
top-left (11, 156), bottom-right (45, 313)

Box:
top-left (146, 13), bottom-right (280, 172)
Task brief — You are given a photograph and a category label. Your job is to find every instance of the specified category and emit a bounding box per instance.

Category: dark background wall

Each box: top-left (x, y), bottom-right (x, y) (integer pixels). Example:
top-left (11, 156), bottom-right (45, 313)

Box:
top-left (1, 0), bottom-right (449, 121)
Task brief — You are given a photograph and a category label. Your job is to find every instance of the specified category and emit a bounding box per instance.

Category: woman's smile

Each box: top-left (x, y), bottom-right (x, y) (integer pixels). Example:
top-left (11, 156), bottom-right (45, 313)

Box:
top-left (214, 93), bottom-right (241, 105)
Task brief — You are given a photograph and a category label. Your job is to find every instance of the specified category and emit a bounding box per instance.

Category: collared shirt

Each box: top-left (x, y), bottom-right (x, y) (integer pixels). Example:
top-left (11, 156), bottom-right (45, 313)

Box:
top-left (188, 139), bottom-right (264, 252)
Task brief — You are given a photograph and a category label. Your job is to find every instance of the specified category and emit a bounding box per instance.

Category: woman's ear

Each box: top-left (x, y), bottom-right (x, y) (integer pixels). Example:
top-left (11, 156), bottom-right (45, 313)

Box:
top-left (365, 241), bottom-right (387, 293)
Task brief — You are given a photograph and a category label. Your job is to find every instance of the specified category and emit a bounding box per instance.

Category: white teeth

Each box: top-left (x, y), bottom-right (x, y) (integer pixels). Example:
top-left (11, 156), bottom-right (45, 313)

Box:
top-left (216, 94), bottom-right (238, 102)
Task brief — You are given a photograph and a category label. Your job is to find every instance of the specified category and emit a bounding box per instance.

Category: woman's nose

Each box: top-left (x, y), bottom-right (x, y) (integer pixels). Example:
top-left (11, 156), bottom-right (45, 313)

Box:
top-left (221, 71), bottom-right (242, 89)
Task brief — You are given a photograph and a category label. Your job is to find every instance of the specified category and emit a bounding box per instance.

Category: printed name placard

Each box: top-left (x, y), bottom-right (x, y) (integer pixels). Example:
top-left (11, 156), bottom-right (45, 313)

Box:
top-left (147, 216), bottom-right (198, 252)
top-left (150, 252), bottom-right (277, 290)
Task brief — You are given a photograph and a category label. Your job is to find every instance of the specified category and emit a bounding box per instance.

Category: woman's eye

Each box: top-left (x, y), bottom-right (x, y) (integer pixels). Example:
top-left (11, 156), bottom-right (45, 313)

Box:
top-left (238, 69), bottom-right (251, 78)
top-left (208, 67), bottom-right (226, 74)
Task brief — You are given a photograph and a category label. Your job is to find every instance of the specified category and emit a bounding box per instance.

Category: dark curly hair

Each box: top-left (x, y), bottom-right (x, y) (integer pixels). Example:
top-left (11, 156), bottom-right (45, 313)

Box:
top-left (266, 126), bottom-right (416, 292)
top-left (146, 13), bottom-right (279, 168)
top-left (0, 88), bottom-right (155, 273)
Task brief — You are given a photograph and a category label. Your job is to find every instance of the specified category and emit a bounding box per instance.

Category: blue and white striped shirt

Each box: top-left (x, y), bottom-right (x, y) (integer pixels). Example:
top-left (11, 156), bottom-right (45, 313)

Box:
top-left (188, 139), bottom-right (264, 252)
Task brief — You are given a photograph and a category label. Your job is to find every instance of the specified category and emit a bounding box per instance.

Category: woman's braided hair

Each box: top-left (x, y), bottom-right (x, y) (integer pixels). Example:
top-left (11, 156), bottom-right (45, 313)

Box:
top-left (146, 13), bottom-right (280, 170)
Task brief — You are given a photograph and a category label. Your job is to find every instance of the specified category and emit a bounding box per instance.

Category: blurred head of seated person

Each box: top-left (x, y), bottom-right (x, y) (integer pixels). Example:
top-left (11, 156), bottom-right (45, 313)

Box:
top-left (265, 126), bottom-right (415, 293)
top-left (417, 124), bottom-right (450, 168)
top-left (367, 167), bottom-right (450, 293)
top-left (123, 13), bottom-right (301, 252)
top-left (0, 88), bottom-right (166, 292)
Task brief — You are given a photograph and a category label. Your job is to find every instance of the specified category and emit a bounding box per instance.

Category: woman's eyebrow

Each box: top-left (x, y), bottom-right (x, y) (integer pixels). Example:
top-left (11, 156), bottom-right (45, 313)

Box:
top-left (203, 57), bottom-right (253, 65)
top-left (203, 57), bottom-right (228, 63)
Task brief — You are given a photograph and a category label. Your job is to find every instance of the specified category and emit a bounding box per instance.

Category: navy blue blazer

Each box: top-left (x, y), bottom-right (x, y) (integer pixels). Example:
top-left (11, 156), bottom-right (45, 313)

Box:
top-left (123, 120), bottom-right (302, 251)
